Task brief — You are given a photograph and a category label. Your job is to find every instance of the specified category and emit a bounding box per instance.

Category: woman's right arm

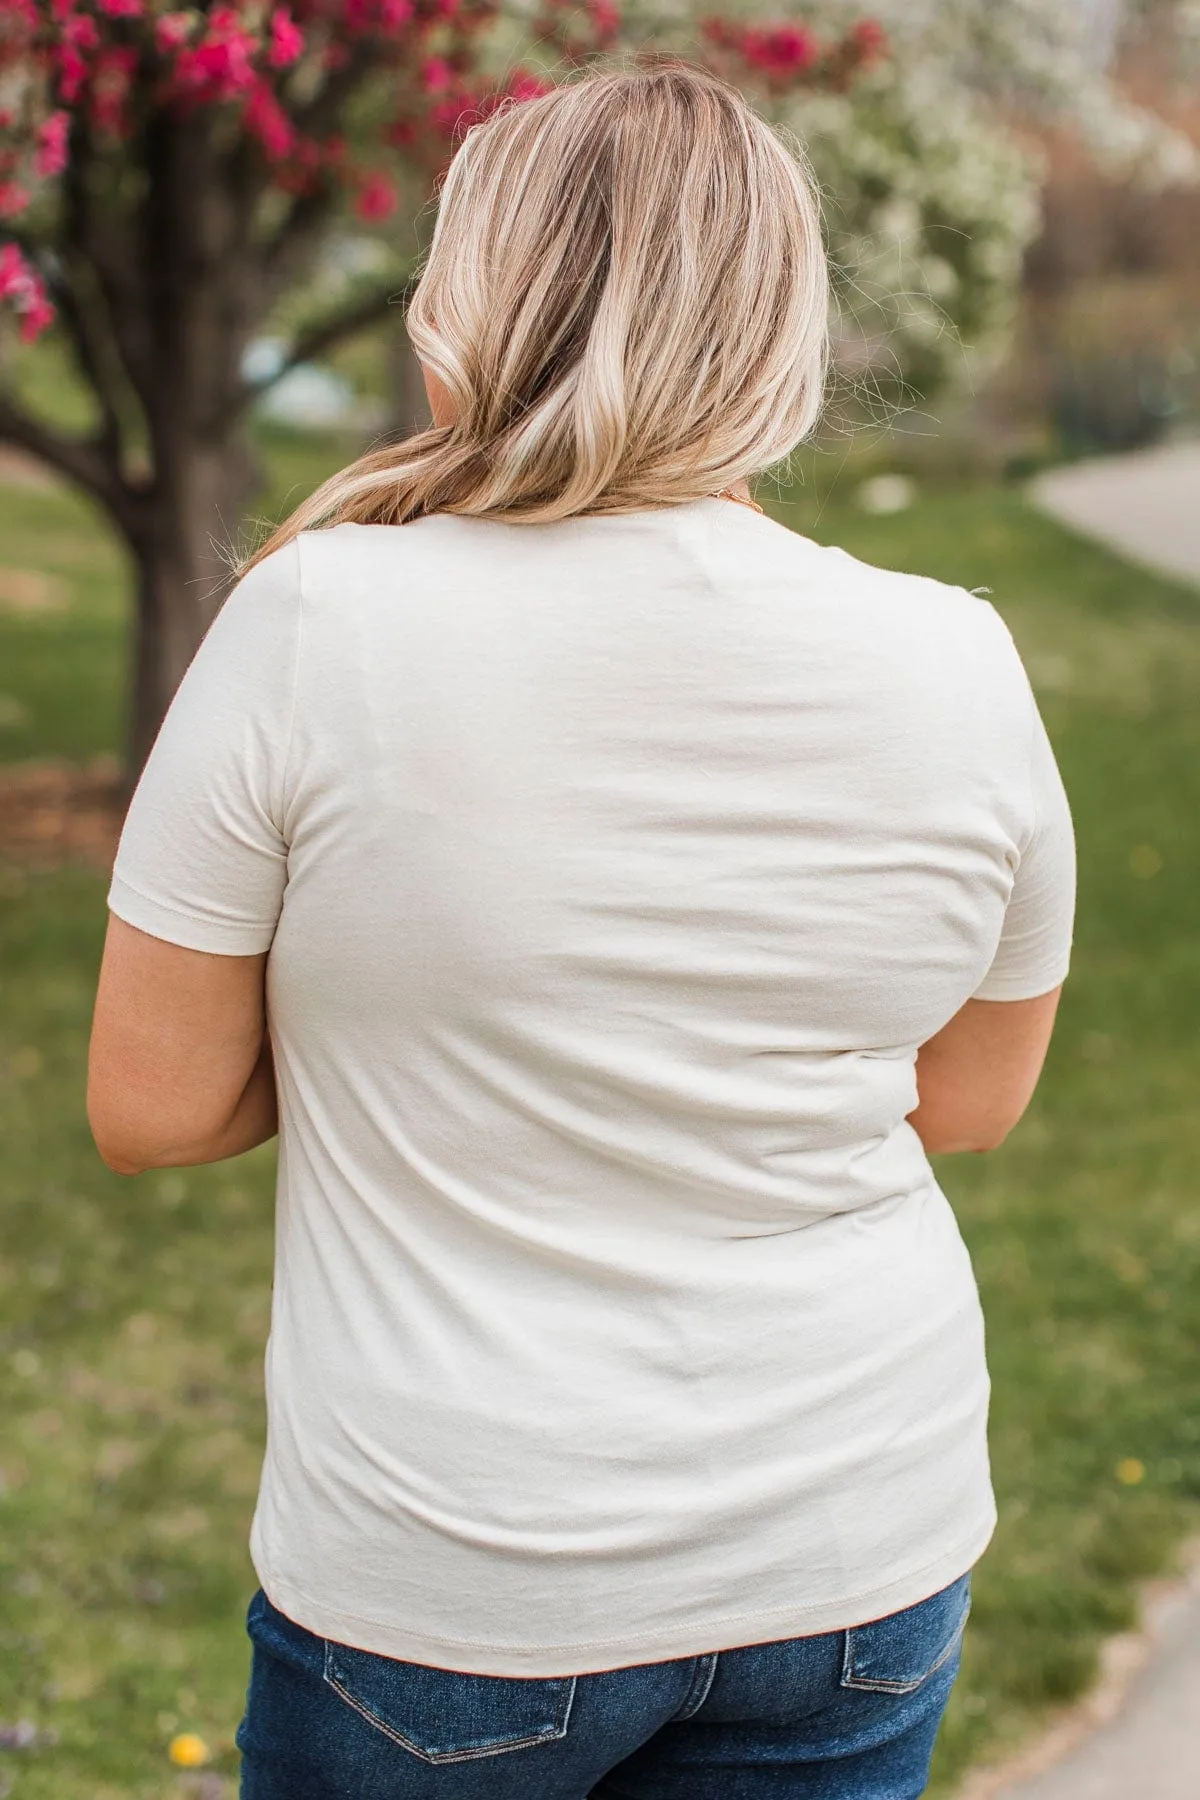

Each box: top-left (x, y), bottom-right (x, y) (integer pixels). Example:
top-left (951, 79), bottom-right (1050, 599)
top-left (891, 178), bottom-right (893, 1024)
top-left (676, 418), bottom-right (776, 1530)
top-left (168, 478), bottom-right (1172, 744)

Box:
top-left (908, 988), bottom-right (1063, 1155)
top-left (910, 648), bottom-right (1075, 1156)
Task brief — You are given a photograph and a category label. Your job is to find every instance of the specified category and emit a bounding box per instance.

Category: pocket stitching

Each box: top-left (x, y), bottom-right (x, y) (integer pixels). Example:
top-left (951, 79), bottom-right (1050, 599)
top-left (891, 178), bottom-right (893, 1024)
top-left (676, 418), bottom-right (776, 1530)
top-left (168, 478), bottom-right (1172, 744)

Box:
top-left (840, 1595), bottom-right (969, 1696)
top-left (321, 1643), bottom-right (577, 1764)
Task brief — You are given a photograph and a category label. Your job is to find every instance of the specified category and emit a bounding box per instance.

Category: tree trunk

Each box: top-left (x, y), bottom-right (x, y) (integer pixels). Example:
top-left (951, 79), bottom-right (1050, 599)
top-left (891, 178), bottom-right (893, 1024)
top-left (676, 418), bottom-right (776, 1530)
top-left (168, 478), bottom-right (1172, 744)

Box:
top-left (126, 425), bottom-right (260, 782)
top-left (114, 108), bottom-right (270, 784)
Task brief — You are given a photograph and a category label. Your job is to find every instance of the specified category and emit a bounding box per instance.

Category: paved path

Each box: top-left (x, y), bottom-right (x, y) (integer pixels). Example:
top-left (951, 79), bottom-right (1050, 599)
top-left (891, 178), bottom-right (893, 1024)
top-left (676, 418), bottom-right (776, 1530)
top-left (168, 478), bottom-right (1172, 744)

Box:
top-left (963, 442), bottom-right (1199, 1800)
top-left (965, 1551), bottom-right (1200, 1800)
top-left (1028, 440), bottom-right (1200, 586)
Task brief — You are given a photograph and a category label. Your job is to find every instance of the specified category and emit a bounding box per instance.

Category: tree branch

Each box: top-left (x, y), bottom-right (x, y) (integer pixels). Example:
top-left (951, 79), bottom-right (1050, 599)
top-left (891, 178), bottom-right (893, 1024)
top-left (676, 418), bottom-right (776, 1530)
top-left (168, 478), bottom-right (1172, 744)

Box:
top-left (258, 41), bottom-right (392, 303)
top-left (225, 274), bottom-right (415, 424)
top-left (260, 182), bottom-right (341, 305)
top-left (1, 224), bottom-right (128, 461)
top-left (0, 389), bottom-right (140, 528)
top-left (281, 274), bottom-right (416, 370)
top-left (65, 118), bottom-right (156, 412)
top-left (56, 262), bottom-right (138, 466)
top-left (0, 220), bottom-right (51, 265)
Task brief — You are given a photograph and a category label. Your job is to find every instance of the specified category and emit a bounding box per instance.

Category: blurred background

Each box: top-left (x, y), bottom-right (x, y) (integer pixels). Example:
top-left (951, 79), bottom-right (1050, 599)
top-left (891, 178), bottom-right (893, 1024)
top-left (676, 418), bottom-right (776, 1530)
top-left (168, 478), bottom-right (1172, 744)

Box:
top-left (1, 2), bottom-right (1198, 1795)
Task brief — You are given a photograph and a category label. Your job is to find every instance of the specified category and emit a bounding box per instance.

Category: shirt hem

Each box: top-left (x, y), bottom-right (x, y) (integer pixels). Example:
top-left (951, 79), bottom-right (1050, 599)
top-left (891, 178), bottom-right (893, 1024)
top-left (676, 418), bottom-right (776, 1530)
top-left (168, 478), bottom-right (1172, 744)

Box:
top-left (253, 1508), bottom-right (998, 1678)
top-left (971, 960), bottom-right (1070, 1002)
top-left (107, 870), bottom-right (277, 956)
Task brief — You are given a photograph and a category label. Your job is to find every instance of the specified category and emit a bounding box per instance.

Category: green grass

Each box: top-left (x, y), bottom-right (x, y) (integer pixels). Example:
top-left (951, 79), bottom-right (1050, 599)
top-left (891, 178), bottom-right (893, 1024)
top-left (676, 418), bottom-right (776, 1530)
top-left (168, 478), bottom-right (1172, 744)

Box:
top-left (2, 445), bottom-right (1199, 1797)
top-left (0, 484), bottom-right (128, 766)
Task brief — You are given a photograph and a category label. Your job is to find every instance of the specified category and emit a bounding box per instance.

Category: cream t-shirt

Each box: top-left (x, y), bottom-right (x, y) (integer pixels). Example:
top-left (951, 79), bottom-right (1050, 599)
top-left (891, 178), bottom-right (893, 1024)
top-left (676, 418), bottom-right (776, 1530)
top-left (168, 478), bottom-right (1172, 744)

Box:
top-left (108, 499), bottom-right (1075, 1675)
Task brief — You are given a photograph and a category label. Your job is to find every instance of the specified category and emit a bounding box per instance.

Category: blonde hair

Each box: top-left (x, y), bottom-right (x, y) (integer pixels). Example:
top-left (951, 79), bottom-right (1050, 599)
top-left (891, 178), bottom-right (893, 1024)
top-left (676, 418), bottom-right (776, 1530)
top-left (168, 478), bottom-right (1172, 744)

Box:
top-left (250, 59), bottom-right (828, 562)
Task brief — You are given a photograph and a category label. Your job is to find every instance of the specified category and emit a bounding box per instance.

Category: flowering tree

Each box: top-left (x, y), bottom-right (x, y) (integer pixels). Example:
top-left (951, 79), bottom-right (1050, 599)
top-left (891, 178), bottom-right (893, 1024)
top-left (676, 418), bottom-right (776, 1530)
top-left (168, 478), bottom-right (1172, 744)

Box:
top-left (4, 3), bottom-right (1193, 770)
top-left (746, 0), bottom-right (1200, 423)
top-left (0, 0), bottom-right (890, 770)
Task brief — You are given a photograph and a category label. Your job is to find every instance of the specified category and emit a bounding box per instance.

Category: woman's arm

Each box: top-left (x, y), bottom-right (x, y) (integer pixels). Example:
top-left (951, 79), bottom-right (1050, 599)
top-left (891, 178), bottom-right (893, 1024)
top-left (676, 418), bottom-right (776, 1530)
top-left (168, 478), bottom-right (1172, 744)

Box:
top-left (88, 915), bottom-right (278, 1176)
top-left (907, 987), bottom-right (1063, 1156)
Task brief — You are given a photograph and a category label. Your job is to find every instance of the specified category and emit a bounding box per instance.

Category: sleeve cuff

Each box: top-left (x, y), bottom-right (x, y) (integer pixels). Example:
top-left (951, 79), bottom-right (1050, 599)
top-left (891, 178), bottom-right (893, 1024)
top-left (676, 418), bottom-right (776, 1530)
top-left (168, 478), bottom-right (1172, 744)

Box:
top-left (971, 959), bottom-right (1071, 1003)
top-left (107, 871), bottom-right (278, 956)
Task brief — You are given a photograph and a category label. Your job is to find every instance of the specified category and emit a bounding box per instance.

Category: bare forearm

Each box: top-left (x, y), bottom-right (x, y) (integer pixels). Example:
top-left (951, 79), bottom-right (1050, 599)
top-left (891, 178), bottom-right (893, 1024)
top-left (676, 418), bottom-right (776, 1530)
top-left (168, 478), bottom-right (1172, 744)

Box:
top-left (178, 1035), bottom-right (279, 1165)
top-left (906, 1103), bottom-right (992, 1156)
top-left (108, 1037), bottom-right (279, 1173)
top-left (907, 990), bottom-right (1063, 1157)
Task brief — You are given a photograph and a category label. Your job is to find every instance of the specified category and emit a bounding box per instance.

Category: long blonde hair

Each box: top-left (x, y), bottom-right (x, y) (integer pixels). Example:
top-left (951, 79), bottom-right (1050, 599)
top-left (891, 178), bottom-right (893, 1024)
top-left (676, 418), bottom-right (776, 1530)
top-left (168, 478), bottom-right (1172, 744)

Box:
top-left (250, 59), bottom-right (829, 563)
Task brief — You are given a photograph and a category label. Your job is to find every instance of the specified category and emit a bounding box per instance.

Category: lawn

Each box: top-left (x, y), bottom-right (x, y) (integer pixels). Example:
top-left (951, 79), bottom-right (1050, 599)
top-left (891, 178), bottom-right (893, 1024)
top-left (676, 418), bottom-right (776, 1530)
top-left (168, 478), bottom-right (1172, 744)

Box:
top-left (1, 444), bottom-right (1199, 1798)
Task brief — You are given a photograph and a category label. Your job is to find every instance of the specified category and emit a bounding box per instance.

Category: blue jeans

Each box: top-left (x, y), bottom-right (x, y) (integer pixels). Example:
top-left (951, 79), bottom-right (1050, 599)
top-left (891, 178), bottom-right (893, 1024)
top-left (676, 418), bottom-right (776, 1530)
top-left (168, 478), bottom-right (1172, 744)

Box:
top-left (236, 1573), bottom-right (970, 1798)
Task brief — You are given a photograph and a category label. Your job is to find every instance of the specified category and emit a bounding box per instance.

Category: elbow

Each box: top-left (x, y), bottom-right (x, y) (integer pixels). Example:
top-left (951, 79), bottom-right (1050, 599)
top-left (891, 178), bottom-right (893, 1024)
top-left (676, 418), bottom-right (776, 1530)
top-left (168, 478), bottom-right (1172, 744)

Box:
top-left (88, 1098), bottom-right (232, 1175)
top-left (910, 1116), bottom-right (1013, 1157)
top-left (925, 1135), bottom-right (1006, 1158)
top-left (967, 1127), bottom-right (1010, 1155)
top-left (98, 1148), bottom-right (150, 1177)
top-left (88, 1112), bottom-right (153, 1177)
top-left (87, 1088), bottom-right (161, 1177)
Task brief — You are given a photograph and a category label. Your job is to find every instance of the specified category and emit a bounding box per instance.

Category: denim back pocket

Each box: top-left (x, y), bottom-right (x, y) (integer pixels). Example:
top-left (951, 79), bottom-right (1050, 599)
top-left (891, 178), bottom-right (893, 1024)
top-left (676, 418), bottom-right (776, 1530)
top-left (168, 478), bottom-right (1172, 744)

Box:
top-left (841, 1574), bottom-right (971, 1695)
top-left (322, 1641), bottom-right (576, 1764)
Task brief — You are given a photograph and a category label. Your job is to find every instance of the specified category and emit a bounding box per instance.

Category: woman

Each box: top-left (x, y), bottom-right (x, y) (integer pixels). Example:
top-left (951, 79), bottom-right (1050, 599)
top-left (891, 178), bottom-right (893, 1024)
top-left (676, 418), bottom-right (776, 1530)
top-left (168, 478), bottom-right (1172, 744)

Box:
top-left (88, 61), bottom-right (1075, 1800)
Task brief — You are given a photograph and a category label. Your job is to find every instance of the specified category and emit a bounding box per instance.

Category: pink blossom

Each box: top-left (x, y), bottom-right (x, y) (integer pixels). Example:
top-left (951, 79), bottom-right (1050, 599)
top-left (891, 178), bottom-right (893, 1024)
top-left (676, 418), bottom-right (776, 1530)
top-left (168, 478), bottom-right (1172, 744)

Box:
top-left (505, 72), bottom-right (554, 103)
top-left (64, 12), bottom-right (100, 48)
top-left (0, 241), bottom-right (54, 341)
top-left (0, 242), bottom-right (30, 300)
top-left (244, 82), bottom-right (295, 160)
top-left (268, 7), bottom-right (304, 68)
top-left (155, 12), bottom-right (195, 53)
top-left (89, 45), bottom-right (138, 136)
top-left (849, 19), bottom-right (888, 62)
top-left (355, 169), bottom-right (397, 220)
top-left (588, 0), bottom-right (619, 39)
top-left (45, 10), bottom-right (102, 105)
top-left (20, 289), bottom-right (55, 341)
top-left (421, 56), bottom-right (453, 93)
top-left (344, 0), bottom-right (414, 29)
top-left (97, 0), bottom-right (144, 17)
top-left (0, 180), bottom-right (31, 217)
top-left (173, 8), bottom-right (260, 102)
top-left (429, 94), bottom-right (471, 136)
top-left (34, 111), bottom-right (70, 179)
top-left (742, 24), bottom-right (819, 76)
top-left (56, 47), bottom-right (88, 103)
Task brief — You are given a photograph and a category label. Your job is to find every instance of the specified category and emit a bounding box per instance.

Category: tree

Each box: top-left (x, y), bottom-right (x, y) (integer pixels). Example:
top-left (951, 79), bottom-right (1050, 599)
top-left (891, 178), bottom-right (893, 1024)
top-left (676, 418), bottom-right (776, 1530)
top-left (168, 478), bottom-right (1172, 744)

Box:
top-left (4, 3), bottom-right (1192, 775)
top-left (753, 0), bottom-right (1200, 418)
top-left (0, 1), bottom-right (889, 774)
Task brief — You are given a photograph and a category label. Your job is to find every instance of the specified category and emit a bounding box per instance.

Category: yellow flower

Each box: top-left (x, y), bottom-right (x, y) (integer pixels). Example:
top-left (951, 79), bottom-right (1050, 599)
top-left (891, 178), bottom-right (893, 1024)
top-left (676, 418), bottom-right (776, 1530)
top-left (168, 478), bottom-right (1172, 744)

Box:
top-left (168, 1733), bottom-right (209, 1768)
top-left (1129, 844), bottom-right (1163, 880)
top-left (1115, 1457), bottom-right (1145, 1486)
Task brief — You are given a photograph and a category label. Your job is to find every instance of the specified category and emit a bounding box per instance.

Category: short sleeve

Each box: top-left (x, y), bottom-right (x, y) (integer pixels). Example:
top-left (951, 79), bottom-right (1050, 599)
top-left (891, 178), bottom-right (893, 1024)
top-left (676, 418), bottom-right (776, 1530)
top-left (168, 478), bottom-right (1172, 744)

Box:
top-left (972, 689), bottom-right (1076, 1002)
top-left (107, 541), bottom-right (303, 955)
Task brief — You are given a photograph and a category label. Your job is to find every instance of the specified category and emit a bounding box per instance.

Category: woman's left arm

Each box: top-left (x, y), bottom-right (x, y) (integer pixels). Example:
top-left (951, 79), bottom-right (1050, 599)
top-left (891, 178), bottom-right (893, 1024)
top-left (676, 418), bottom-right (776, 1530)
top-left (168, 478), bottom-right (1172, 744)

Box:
top-left (87, 542), bottom-right (304, 1176)
top-left (89, 916), bottom-right (277, 1175)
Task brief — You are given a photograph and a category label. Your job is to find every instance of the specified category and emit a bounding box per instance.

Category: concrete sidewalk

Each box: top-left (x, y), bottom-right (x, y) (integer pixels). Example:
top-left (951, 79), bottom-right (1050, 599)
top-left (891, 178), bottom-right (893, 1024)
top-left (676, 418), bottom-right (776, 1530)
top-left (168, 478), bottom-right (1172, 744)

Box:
top-left (1028, 440), bottom-right (1200, 587)
top-left (963, 1551), bottom-right (1200, 1800)
top-left (960, 440), bottom-right (1199, 1799)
